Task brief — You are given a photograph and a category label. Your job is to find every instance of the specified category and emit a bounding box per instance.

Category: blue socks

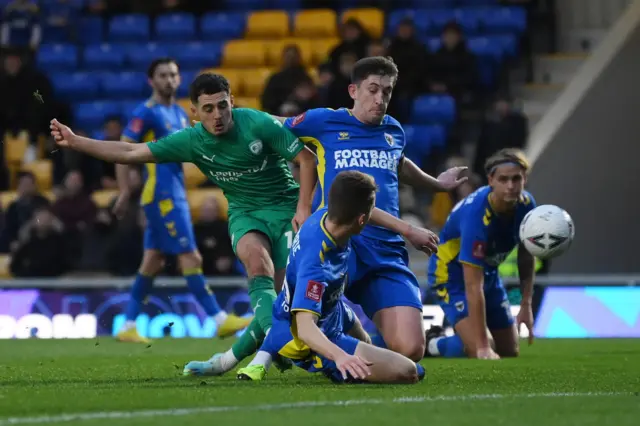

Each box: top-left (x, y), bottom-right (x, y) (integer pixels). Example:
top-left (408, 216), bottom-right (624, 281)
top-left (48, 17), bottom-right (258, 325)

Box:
top-left (184, 268), bottom-right (222, 317)
top-left (434, 334), bottom-right (466, 358)
top-left (416, 363), bottom-right (426, 381)
top-left (125, 273), bottom-right (154, 321)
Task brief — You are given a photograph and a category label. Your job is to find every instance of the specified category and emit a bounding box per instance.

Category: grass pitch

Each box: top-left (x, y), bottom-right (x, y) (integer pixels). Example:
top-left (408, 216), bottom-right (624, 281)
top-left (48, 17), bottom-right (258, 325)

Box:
top-left (0, 338), bottom-right (638, 426)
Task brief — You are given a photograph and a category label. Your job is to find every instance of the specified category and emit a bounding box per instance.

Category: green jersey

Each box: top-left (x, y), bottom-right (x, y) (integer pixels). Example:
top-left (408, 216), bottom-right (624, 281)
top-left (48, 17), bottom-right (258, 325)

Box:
top-left (147, 108), bottom-right (305, 212)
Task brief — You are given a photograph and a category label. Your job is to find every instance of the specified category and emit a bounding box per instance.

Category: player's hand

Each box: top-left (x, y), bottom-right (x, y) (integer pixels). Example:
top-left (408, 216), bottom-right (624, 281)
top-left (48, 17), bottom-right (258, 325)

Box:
top-left (437, 167), bottom-right (469, 191)
top-left (50, 119), bottom-right (75, 148)
top-left (476, 347), bottom-right (500, 360)
top-left (517, 302), bottom-right (535, 345)
top-left (404, 225), bottom-right (439, 256)
top-left (291, 207), bottom-right (311, 233)
top-left (334, 353), bottom-right (372, 381)
top-left (112, 192), bottom-right (130, 220)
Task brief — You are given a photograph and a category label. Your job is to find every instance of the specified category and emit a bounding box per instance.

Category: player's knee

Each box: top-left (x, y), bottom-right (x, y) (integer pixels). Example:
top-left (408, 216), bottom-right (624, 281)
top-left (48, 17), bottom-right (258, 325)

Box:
top-left (240, 245), bottom-right (273, 277)
top-left (178, 251), bottom-right (202, 270)
top-left (386, 336), bottom-right (425, 362)
top-left (392, 360), bottom-right (420, 384)
top-left (140, 251), bottom-right (165, 275)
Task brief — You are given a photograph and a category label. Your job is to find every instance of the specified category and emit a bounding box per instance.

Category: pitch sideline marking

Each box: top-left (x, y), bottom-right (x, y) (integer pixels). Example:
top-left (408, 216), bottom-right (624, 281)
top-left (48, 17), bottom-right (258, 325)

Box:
top-left (0, 392), bottom-right (631, 425)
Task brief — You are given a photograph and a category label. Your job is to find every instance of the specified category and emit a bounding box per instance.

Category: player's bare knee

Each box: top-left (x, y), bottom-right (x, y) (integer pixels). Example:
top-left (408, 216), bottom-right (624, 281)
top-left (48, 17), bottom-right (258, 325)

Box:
top-left (398, 362), bottom-right (420, 384)
top-left (240, 245), bottom-right (273, 277)
top-left (178, 251), bottom-right (202, 270)
top-left (387, 339), bottom-right (425, 362)
top-left (140, 251), bottom-right (165, 276)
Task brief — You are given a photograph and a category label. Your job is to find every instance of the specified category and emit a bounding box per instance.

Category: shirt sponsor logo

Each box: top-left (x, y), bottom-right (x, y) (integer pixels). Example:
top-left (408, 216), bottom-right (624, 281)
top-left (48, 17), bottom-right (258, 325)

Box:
top-left (334, 149), bottom-right (400, 171)
top-left (287, 138), bottom-right (301, 153)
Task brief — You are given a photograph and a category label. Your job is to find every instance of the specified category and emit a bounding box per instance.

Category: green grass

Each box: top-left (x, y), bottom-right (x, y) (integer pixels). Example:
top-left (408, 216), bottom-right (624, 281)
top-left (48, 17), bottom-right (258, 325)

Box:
top-left (0, 339), bottom-right (639, 426)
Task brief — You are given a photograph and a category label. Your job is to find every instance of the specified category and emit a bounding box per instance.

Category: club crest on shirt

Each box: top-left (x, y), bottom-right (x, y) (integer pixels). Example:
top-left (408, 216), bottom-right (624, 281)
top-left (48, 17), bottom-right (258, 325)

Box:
top-left (249, 140), bottom-right (263, 155)
top-left (384, 133), bottom-right (394, 146)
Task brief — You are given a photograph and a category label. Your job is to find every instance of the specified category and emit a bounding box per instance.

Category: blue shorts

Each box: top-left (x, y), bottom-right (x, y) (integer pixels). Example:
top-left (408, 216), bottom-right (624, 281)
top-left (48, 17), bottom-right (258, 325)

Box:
top-left (261, 303), bottom-right (361, 384)
top-left (434, 278), bottom-right (514, 330)
top-left (143, 200), bottom-right (196, 255)
top-left (345, 236), bottom-right (423, 319)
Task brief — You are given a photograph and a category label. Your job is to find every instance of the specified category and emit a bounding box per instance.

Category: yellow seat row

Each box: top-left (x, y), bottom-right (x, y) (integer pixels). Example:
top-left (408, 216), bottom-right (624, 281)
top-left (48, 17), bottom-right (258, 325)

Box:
top-left (245, 8), bottom-right (384, 40)
top-left (222, 38), bottom-right (340, 68)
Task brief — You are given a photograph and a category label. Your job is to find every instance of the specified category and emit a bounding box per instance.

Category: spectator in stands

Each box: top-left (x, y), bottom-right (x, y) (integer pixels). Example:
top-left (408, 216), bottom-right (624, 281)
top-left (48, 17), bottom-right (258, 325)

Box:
top-left (10, 206), bottom-right (71, 277)
top-left (315, 62), bottom-right (334, 107)
top-left (430, 22), bottom-right (477, 101)
top-left (0, 171), bottom-right (49, 252)
top-left (261, 45), bottom-right (313, 115)
top-left (279, 79), bottom-right (321, 117)
top-left (194, 196), bottom-right (236, 276)
top-left (428, 170), bottom-right (482, 230)
top-left (86, 116), bottom-right (121, 190)
top-left (0, 51), bottom-right (53, 155)
top-left (325, 50), bottom-right (358, 109)
top-left (41, 0), bottom-right (76, 44)
top-left (472, 95), bottom-right (529, 179)
top-left (0, 0), bottom-right (41, 53)
top-left (106, 205), bottom-right (145, 276)
top-left (328, 18), bottom-right (370, 75)
top-left (366, 40), bottom-right (387, 58)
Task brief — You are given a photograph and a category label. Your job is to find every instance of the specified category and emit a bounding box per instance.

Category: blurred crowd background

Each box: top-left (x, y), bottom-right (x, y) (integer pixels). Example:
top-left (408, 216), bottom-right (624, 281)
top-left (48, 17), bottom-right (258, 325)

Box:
top-left (0, 0), bottom-right (558, 278)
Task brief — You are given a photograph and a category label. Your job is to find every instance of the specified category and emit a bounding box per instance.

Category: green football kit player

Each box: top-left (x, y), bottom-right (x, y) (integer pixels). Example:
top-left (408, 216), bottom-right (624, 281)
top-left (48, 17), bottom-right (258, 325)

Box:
top-left (49, 73), bottom-right (318, 369)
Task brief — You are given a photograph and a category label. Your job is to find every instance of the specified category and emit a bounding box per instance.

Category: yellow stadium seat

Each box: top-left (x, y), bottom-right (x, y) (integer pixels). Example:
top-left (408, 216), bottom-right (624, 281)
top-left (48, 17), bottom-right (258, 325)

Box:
top-left (4, 131), bottom-right (29, 164)
top-left (222, 40), bottom-right (266, 68)
top-left (233, 97), bottom-right (260, 110)
top-left (0, 254), bottom-right (11, 278)
top-left (21, 160), bottom-right (52, 191)
top-left (43, 190), bottom-right (55, 201)
top-left (183, 163), bottom-right (207, 188)
top-left (265, 38), bottom-right (313, 67)
top-left (177, 98), bottom-right (196, 123)
top-left (201, 68), bottom-right (243, 95)
top-left (188, 188), bottom-right (228, 221)
top-left (311, 38), bottom-right (340, 65)
top-left (0, 191), bottom-right (17, 209)
top-left (342, 8), bottom-right (384, 39)
top-left (241, 68), bottom-right (274, 98)
top-left (307, 67), bottom-right (319, 84)
top-left (246, 11), bottom-right (290, 39)
top-left (294, 9), bottom-right (337, 38)
top-left (92, 189), bottom-right (118, 209)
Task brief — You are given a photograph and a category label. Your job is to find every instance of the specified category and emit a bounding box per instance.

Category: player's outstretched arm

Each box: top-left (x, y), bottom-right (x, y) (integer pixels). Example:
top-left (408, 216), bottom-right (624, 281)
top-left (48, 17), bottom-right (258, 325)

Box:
top-left (516, 244), bottom-right (535, 344)
top-left (50, 119), bottom-right (155, 164)
top-left (370, 208), bottom-right (439, 255)
top-left (399, 157), bottom-right (468, 192)
top-left (295, 311), bottom-right (371, 380)
top-left (462, 264), bottom-right (499, 359)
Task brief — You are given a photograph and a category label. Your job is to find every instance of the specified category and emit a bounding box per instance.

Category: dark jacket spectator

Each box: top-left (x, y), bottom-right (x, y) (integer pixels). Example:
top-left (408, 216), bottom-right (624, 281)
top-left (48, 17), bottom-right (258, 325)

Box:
top-left (10, 206), bottom-right (71, 277)
top-left (52, 170), bottom-right (97, 233)
top-left (1, 0), bottom-right (41, 51)
top-left (325, 50), bottom-right (358, 110)
top-left (261, 45), bottom-right (313, 115)
top-left (328, 18), bottom-right (370, 75)
top-left (430, 22), bottom-right (477, 99)
top-left (279, 79), bottom-right (322, 117)
top-left (387, 18), bottom-right (431, 95)
top-left (0, 171), bottom-right (49, 252)
top-left (194, 197), bottom-right (236, 276)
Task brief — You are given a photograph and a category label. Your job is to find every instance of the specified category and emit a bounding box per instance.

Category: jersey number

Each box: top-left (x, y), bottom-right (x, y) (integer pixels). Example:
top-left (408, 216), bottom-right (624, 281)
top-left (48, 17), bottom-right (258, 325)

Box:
top-left (285, 231), bottom-right (293, 249)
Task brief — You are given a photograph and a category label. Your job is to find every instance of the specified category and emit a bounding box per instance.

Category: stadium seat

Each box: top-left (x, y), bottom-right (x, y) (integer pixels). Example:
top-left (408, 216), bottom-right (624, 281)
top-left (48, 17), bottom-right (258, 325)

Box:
top-left (341, 8), bottom-right (384, 39)
top-left (177, 98), bottom-right (196, 122)
top-left (108, 14), bottom-right (150, 42)
top-left (92, 189), bottom-right (117, 209)
top-left (233, 97), bottom-right (260, 110)
top-left (78, 16), bottom-right (104, 45)
top-left (311, 38), bottom-right (340, 65)
top-left (21, 160), bottom-right (53, 191)
top-left (99, 72), bottom-right (147, 99)
top-left (265, 39), bottom-right (313, 67)
top-left (183, 163), bottom-right (207, 188)
top-left (222, 40), bottom-right (266, 68)
top-left (73, 101), bottom-right (121, 130)
top-left (241, 68), bottom-right (274, 97)
top-left (201, 68), bottom-right (243, 95)
top-left (200, 12), bottom-right (246, 41)
top-left (37, 44), bottom-right (78, 72)
top-left (172, 42), bottom-right (222, 70)
top-left (468, 37), bottom-right (503, 62)
top-left (487, 34), bottom-right (518, 57)
top-left (0, 254), bottom-right (11, 278)
top-left (224, 0), bottom-right (263, 11)
top-left (177, 71), bottom-right (197, 98)
top-left (0, 191), bottom-right (17, 209)
top-left (50, 72), bottom-right (100, 103)
top-left (121, 100), bottom-right (146, 120)
top-left (124, 43), bottom-right (171, 72)
top-left (188, 188), bottom-right (228, 221)
top-left (454, 8), bottom-right (481, 34)
top-left (387, 10), bottom-right (432, 36)
top-left (83, 43), bottom-right (126, 71)
top-left (482, 7), bottom-right (527, 34)
top-left (3, 132), bottom-right (29, 165)
top-left (293, 9), bottom-right (338, 38)
top-left (245, 11), bottom-right (290, 39)
top-left (427, 9), bottom-right (455, 33)
top-left (155, 13), bottom-right (197, 41)
top-left (307, 67), bottom-right (319, 84)
top-left (410, 95), bottom-right (456, 125)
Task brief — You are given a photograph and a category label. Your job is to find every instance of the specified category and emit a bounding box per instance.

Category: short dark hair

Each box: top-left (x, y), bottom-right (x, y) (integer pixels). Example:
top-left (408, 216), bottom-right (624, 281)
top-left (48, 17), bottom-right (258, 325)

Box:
top-left (189, 73), bottom-right (230, 104)
top-left (147, 57), bottom-right (178, 78)
top-left (17, 171), bottom-right (35, 182)
top-left (484, 148), bottom-right (530, 176)
top-left (327, 171), bottom-right (377, 226)
top-left (351, 56), bottom-right (399, 85)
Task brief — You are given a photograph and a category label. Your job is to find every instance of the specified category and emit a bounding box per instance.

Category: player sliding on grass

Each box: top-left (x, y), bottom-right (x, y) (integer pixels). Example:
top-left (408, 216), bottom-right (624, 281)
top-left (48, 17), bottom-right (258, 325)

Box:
top-left (239, 170), bottom-right (425, 384)
top-left (424, 149), bottom-right (536, 360)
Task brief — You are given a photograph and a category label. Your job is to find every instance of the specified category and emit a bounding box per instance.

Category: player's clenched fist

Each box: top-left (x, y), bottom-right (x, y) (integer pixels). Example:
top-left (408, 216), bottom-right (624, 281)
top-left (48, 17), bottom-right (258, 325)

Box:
top-left (50, 119), bottom-right (75, 147)
top-left (405, 225), bottom-right (439, 256)
top-left (334, 352), bottom-right (372, 381)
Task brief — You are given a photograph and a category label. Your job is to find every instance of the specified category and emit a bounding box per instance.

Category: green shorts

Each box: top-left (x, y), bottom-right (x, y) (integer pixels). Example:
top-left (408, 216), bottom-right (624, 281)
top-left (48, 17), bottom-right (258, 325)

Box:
top-left (228, 207), bottom-right (295, 270)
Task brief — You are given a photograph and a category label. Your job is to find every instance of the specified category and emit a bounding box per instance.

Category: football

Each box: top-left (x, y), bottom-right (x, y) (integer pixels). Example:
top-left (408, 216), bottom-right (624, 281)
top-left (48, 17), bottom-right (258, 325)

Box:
top-left (519, 205), bottom-right (575, 259)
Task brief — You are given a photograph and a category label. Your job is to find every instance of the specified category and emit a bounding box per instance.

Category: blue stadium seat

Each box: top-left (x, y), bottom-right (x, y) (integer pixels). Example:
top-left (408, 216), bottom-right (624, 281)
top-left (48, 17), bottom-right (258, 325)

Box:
top-left (171, 42), bottom-right (222, 70)
top-left (50, 72), bottom-right (100, 103)
top-left (37, 44), bottom-right (78, 71)
top-left (177, 71), bottom-right (197, 98)
top-left (403, 125), bottom-right (447, 168)
top-left (78, 16), bottom-right (104, 45)
top-left (108, 14), bottom-right (150, 42)
top-left (83, 44), bottom-right (126, 70)
top-left (73, 101), bottom-right (122, 130)
top-left (155, 13), bottom-right (197, 41)
top-left (121, 100), bottom-right (146, 120)
top-left (454, 8), bottom-right (481, 34)
top-left (224, 0), bottom-right (263, 10)
top-left (200, 13), bottom-right (246, 40)
top-left (99, 72), bottom-right (147, 99)
top-left (482, 7), bottom-right (527, 34)
top-left (426, 9), bottom-right (455, 33)
top-left (425, 37), bottom-right (441, 52)
top-left (42, 24), bottom-right (71, 44)
top-left (387, 10), bottom-right (432, 36)
top-left (487, 34), bottom-right (518, 57)
top-left (410, 95), bottom-right (456, 125)
top-left (468, 37), bottom-right (503, 61)
top-left (124, 43), bottom-right (171, 72)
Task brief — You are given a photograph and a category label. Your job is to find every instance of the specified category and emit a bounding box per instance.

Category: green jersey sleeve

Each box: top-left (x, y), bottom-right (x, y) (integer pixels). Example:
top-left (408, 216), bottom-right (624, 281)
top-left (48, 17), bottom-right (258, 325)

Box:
top-left (256, 112), bottom-right (305, 162)
top-left (146, 127), bottom-right (196, 163)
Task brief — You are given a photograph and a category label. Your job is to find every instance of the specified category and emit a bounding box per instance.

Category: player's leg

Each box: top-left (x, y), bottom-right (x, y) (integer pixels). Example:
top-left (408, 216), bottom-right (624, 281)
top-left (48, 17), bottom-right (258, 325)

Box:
top-left (487, 283), bottom-right (519, 357)
top-left (354, 342), bottom-right (424, 384)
